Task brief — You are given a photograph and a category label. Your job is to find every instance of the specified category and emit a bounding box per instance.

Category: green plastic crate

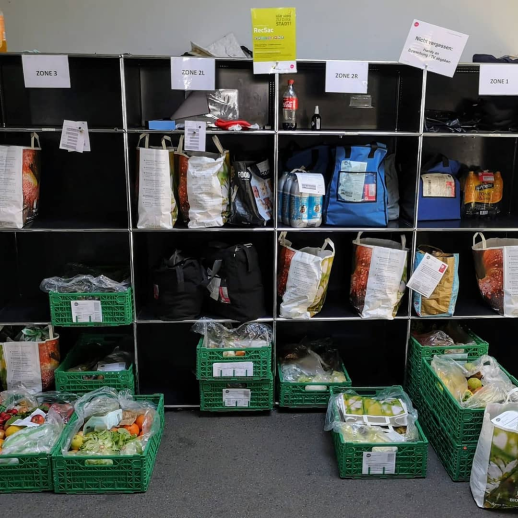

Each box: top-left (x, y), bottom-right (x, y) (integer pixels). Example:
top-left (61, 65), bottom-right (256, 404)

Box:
top-left (0, 404), bottom-right (63, 493)
top-left (55, 334), bottom-right (135, 395)
top-left (277, 362), bottom-right (352, 408)
top-left (49, 289), bottom-right (134, 327)
top-left (52, 394), bottom-right (164, 494)
top-left (329, 387), bottom-right (428, 479)
top-left (418, 398), bottom-right (476, 482)
top-left (199, 377), bottom-right (273, 412)
top-left (405, 330), bottom-right (488, 399)
top-left (420, 357), bottom-right (518, 444)
top-left (196, 339), bottom-right (272, 380)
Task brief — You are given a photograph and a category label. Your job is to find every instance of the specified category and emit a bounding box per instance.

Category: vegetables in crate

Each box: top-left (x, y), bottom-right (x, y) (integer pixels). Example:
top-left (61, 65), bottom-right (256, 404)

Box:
top-left (192, 320), bottom-right (272, 349)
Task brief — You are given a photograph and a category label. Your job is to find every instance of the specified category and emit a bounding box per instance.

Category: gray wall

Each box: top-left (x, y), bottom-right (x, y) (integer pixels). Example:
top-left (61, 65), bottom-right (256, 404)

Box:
top-left (1, 0), bottom-right (517, 60)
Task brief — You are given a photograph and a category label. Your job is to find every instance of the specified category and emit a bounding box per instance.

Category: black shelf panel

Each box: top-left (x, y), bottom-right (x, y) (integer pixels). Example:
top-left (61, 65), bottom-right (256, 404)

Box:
top-left (0, 299), bottom-right (51, 325)
top-left (417, 217), bottom-right (518, 231)
top-left (137, 306), bottom-right (273, 324)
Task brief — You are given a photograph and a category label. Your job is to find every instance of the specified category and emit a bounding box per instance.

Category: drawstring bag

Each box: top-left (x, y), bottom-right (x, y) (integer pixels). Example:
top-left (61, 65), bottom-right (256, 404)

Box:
top-left (350, 232), bottom-right (408, 319)
top-left (413, 245), bottom-right (460, 317)
top-left (152, 251), bottom-right (207, 320)
top-left (0, 132), bottom-right (41, 229)
top-left (277, 232), bottom-right (335, 319)
top-left (175, 135), bottom-right (230, 228)
top-left (472, 232), bottom-right (518, 316)
top-left (137, 134), bottom-right (177, 229)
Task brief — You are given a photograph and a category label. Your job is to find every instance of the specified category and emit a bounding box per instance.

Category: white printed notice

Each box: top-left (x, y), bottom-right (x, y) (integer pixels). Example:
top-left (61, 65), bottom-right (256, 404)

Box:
top-left (22, 54), bottom-right (71, 88)
top-left (171, 57), bottom-right (215, 90)
top-left (223, 389), bottom-right (251, 407)
top-left (399, 20), bottom-right (469, 77)
top-left (325, 61), bottom-right (368, 94)
top-left (97, 362), bottom-right (127, 372)
top-left (60, 120), bottom-right (86, 153)
top-left (492, 410), bottom-right (518, 433)
top-left (71, 300), bottom-right (103, 323)
top-left (213, 362), bottom-right (254, 377)
top-left (421, 174), bottom-right (455, 198)
top-left (503, 247), bottom-right (518, 317)
top-left (479, 65), bottom-right (518, 96)
top-left (0, 146), bottom-right (23, 228)
top-left (184, 120), bottom-right (206, 152)
top-left (362, 451), bottom-right (396, 475)
top-left (2, 342), bottom-right (42, 393)
top-left (137, 147), bottom-right (173, 229)
top-left (407, 253), bottom-right (448, 299)
top-left (294, 173), bottom-right (326, 195)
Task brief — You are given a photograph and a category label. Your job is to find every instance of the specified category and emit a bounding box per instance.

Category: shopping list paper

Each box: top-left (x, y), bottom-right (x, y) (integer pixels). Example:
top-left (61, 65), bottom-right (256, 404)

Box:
top-left (70, 300), bottom-right (103, 323)
top-left (22, 55), bottom-right (71, 88)
top-left (60, 120), bottom-right (90, 153)
top-left (184, 120), bottom-right (206, 152)
top-left (223, 389), bottom-right (251, 407)
top-left (503, 247), bottom-right (518, 317)
top-left (294, 173), bottom-right (326, 195)
top-left (479, 65), bottom-right (518, 96)
top-left (399, 20), bottom-right (468, 77)
top-left (213, 362), bottom-right (254, 377)
top-left (2, 342), bottom-right (42, 393)
top-left (362, 452), bottom-right (396, 475)
top-left (325, 61), bottom-right (368, 94)
top-left (407, 253), bottom-right (448, 299)
top-left (171, 57), bottom-right (215, 90)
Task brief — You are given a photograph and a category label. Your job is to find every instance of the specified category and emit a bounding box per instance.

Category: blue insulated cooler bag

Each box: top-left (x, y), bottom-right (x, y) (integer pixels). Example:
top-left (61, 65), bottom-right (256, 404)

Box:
top-left (285, 145), bottom-right (330, 177)
top-left (324, 143), bottom-right (388, 227)
top-left (418, 155), bottom-right (462, 221)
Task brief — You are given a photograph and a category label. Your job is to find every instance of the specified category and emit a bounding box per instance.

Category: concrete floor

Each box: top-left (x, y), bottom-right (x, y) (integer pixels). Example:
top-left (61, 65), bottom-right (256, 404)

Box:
top-left (3, 410), bottom-right (510, 517)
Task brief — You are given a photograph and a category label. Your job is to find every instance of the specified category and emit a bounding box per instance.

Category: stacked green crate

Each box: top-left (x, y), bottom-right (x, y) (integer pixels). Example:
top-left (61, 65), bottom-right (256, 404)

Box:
top-left (196, 339), bottom-right (273, 411)
top-left (418, 356), bottom-right (518, 481)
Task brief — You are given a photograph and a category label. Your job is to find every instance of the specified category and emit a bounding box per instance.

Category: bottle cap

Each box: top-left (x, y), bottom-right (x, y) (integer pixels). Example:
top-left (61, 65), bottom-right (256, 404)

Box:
top-left (288, 79), bottom-right (294, 85)
top-left (315, 106), bottom-right (320, 114)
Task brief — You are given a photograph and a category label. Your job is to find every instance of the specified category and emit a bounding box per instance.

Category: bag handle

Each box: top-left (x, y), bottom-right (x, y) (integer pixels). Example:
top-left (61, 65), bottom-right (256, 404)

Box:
top-left (400, 234), bottom-right (406, 249)
top-left (212, 135), bottom-right (225, 155)
top-left (506, 387), bottom-right (518, 403)
top-left (354, 231), bottom-right (363, 244)
top-left (31, 132), bottom-right (41, 149)
top-left (177, 134), bottom-right (184, 154)
top-left (138, 133), bottom-right (150, 149)
top-left (322, 238), bottom-right (335, 253)
top-left (161, 135), bottom-right (172, 150)
top-left (473, 232), bottom-right (487, 248)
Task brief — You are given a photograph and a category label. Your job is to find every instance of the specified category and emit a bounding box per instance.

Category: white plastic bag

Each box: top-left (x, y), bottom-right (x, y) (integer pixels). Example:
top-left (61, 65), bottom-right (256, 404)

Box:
top-left (471, 397), bottom-right (518, 509)
top-left (137, 134), bottom-right (177, 229)
top-left (277, 232), bottom-right (335, 319)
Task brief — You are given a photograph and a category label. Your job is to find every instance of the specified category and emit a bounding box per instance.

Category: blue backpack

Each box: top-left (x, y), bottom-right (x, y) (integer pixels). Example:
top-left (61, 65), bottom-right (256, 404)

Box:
top-left (324, 143), bottom-right (388, 227)
top-left (418, 155), bottom-right (461, 221)
top-left (285, 145), bottom-right (330, 176)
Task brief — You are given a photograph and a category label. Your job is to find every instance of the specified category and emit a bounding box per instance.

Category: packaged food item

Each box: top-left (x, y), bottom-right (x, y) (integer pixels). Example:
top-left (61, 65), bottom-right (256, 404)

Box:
top-left (192, 320), bottom-right (272, 349)
top-left (463, 170), bottom-right (503, 218)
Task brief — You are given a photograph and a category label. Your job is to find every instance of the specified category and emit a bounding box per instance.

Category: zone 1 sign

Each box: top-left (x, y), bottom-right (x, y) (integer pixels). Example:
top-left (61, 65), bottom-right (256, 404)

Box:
top-left (22, 55), bottom-right (71, 88)
top-left (171, 57), bottom-right (215, 91)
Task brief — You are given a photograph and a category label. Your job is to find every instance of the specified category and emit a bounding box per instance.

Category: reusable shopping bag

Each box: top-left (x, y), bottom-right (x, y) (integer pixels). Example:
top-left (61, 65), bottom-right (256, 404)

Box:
top-left (277, 232), bottom-right (335, 319)
top-left (471, 396), bottom-right (518, 509)
top-left (175, 135), bottom-right (230, 228)
top-left (350, 232), bottom-right (408, 319)
top-left (0, 132), bottom-right (41, 229)
top-left (413, 245), bottom-right (459, 317)
top-left (472, 232), bottom-right (518, 316)
top-left (137, 133), bottom-right (177, 229)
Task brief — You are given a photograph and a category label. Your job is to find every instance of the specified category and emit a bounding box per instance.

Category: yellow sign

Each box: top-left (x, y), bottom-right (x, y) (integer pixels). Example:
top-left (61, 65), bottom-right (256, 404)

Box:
top-left (251, 8), bottom-right (297, 74)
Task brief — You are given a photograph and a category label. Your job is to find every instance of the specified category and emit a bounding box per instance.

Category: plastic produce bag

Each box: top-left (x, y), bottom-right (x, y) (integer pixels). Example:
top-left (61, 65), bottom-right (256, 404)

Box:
top-left (0, 133), bottom-right (41, 229)
top-left (277, 232), bottom-right (335, 319)
top-left (136, 133), bottom-right (178, 229)
top-left (39, 274), bottom-right (130, 294)
top-left (472, 232), bottom-right (518, 316)
top-left (350, 232), bottom-right (408, 319)
top-left (192, 320), bottom-right (272, 349)
top-left (412, 246), bottom-right (459, 317)
top-left (0, 325), bottom-right (60, 393)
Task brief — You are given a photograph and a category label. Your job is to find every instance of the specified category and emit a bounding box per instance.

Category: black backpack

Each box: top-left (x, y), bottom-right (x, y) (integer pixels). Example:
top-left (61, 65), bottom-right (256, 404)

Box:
top-left (203, 242), bottom-right (265, 322)
top-left (152, 252), bottom-right (207, 320)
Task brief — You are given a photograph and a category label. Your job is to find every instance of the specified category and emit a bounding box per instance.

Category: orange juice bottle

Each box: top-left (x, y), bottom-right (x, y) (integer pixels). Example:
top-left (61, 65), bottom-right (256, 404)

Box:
top-left (493, 172), bottom-right (503, 204)
top-left (0, 11), bottom-right (6, 53)
top-left (463, 171), bottom-right (476, 215)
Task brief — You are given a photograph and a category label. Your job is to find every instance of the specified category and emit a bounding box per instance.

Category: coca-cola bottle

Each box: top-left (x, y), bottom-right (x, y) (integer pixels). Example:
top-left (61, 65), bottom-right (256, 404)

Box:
top-left (282, 79), bottom-right (298, 130)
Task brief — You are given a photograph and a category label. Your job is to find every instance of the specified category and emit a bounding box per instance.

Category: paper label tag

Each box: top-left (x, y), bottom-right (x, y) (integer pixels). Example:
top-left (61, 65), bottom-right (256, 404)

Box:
top-left (325, 61), bottom-right (368, 94)
top-left (0, 146), bottom-right (23, 229)
top-left (422, 174), bottom-right (455, 197)
top-left (97, 362), bottom-right (127, 372)
top-left (2, 342), bottom-right (42, 393)
top-left (341, 160), bottom-right (367, 172)
top-left (60, 120), bottom-right (88, 153)
top-left (22, 55), bottom-right (71, 88)
top-left (70, 300), bottom-right (103, 323)
top-left (407, 253), bottom-right (448, 299)
top-left (362, 451), bottom-right (396, 475)
top-left (479, 65), bottom-right (518, 96)
top-left (294, 173), bottom-right (325, 195)
top-left (184, 120), bottom-right (206, 152)
top-left (171, 57), bottom-right (215, 90)
top-left (492, 410), bottom-right (518, 432)
top-left (503, 247), bottom-right (518, 317)
top-left (399, 20), bottom-right (469, 78)
top-left (213, 362), bottom-right (254, 377)
top-left (223, 388), bottom-right (251, 407)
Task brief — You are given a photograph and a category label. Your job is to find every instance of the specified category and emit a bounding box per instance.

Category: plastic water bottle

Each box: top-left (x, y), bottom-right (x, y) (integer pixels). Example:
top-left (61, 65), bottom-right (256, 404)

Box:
top-left (289, 174), bottom-right (309, 228)
top-left (282, 80), bottom-right (298, 130)
top-left (277, 171), bottom-right (290, 224)
top-left (282, 173), bottom-right (295, 225)
top-left (307, 190), bottom-right (323, 227)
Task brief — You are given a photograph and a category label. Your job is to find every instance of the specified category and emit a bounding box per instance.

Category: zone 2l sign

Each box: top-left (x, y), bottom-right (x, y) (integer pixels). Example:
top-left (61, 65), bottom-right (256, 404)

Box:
top-left (171, 57), bottom-right (215, 91)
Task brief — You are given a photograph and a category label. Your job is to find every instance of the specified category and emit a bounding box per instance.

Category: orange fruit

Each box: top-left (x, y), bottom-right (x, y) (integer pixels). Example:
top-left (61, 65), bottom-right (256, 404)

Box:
top-left (123, 424), bottom-right (139, 436)
top-left (135, 415), bottom-right (146, 431)
top-left (0, 438), bottom-right (4, 448)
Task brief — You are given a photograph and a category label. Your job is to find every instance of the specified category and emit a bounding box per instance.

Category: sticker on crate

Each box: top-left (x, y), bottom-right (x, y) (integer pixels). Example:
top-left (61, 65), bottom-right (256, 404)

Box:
top-left (70, 300), bottom-right (102, 323)
top-left (213, 362), bottom-right (254, 378)
top-left (223, 389), bottom-right (251, 407)
top-left (362, 451), bottom-right (396, 475)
